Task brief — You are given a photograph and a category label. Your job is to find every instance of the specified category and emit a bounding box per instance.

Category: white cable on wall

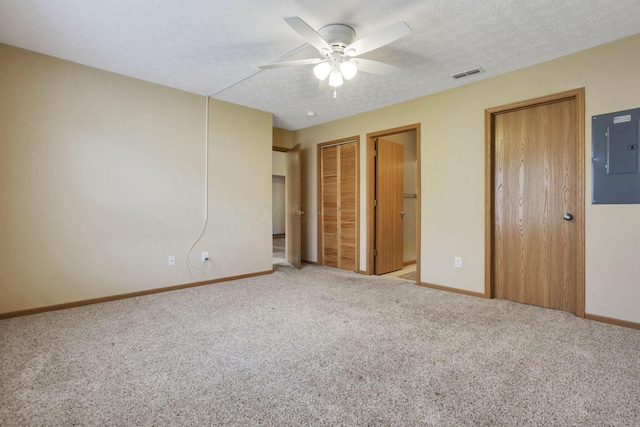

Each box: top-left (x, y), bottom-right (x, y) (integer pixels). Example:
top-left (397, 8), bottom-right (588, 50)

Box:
top-left (204, 94), bottom-right (209, 221)
top-left (186, 45), bottom-right (307, 273)
top-left (187, 96), bottom-right (211, 273)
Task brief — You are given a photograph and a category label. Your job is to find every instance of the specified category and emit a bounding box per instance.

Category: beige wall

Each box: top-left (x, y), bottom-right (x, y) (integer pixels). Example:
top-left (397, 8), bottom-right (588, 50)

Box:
top-left (272, 176), bottom-right (286, 235)
top-left (273, 127), bottom-right (294, 150)
top-left (0, 44), bottom-right (273, 314)
top-left (272, 151), bottom-right (286, 176)
top-left (272, 151), bottom-right (286, 235)
top-left (295, 33), bottom-right (640, 323)
top-left (206, 99), bottom-right (273, 277)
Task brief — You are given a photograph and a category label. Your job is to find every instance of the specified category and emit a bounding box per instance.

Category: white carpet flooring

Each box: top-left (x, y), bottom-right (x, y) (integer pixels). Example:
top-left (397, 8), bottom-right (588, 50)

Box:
top-left (1, 264), bottom-right (639, 426)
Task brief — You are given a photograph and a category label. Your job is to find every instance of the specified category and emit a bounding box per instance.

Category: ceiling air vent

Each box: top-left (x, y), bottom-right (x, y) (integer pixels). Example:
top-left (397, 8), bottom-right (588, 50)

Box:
top-left (450, 67), bottom-right (483, 79)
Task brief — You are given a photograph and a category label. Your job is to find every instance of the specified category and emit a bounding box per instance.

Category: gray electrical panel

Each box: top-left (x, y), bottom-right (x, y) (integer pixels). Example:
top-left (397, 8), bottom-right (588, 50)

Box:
top-left (592, 107), bottom-right (640, 204)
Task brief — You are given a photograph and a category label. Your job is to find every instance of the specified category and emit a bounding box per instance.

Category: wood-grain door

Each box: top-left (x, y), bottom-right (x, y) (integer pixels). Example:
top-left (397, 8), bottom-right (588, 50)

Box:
top-left (319, 141), bottom-right (358, 271)
top-left (493, 99), bottom-right (578, 312)
top-left (338, 143), bottom-right (357, 270)
top-left (321, 145), bottom-right (339, 267)
top-left (286, 144), bottom-right (302, 269)
top-left (374, 138), bottom-right (404, 275)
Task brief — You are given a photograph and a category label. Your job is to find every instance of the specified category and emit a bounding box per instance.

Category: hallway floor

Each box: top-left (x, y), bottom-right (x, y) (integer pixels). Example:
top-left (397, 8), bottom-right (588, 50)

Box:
top-left (381, 263), bottom-right (417, 282)
top-left (273, 235), bottom-right (416, 281)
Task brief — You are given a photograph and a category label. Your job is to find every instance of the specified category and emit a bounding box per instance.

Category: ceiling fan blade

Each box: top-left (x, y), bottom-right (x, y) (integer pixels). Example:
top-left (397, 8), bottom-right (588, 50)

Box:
top-left (259, 58), bottom-right (323, 69)
top-left (284, 16), bottom-right (333, 53)
top-left (345, 21), bottom-right (411, 57)
top-left (353, 58), bottom-right (402, 76)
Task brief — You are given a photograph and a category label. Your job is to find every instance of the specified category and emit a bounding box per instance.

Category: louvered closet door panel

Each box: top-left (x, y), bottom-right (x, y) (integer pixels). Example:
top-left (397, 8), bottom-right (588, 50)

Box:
top-left (338, 143), bottom-right (357, 271)
top-left (322, 146), bottom-right (338, 267)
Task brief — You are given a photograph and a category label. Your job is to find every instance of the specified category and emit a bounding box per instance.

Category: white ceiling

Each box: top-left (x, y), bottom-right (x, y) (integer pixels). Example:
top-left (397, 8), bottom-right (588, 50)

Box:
top-left (1, 0), bottom-right (639, 130)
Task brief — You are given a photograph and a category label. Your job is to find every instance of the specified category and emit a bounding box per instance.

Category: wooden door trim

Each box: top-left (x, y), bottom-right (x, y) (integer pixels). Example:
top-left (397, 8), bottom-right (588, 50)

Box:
top-left (316, 136), bottom-right (360, 269)
top-left (366, 124), bottom-right (421, 279)
top-left (485, 88), bottom-right (585, 317)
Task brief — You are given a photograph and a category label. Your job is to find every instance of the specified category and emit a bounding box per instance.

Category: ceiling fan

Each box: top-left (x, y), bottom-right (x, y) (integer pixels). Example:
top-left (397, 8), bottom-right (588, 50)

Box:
top-left (260, 17), bottom-right (411, 89)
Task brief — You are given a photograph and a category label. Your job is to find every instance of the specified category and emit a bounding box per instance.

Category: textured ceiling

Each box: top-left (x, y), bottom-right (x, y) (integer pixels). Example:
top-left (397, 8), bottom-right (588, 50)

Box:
top-left (1, 0), bottom-right (639, 130)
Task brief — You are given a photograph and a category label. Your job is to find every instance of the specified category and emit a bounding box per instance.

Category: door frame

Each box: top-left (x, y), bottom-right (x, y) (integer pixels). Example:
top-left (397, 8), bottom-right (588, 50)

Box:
top-left (273, 145), bottom-right (302, 268)
top-left (316, 136), bottom-right (360, 268)
top-left (484, 88), bottom-right (585, 317)
top-left (366, 124), bottom-right (421, 278)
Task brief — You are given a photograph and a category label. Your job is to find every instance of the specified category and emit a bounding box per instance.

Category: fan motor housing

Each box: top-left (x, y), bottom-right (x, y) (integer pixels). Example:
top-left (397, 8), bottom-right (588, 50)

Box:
top-left (318, 24), bottom-right (356, 53)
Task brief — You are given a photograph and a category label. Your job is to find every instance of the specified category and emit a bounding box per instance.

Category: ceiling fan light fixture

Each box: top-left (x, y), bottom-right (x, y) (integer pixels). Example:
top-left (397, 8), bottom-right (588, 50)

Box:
top-left (328, 69), bottom-right (344, 87)
top-left (339, 60), bottom-right (358, 80)
top-left (261, 17), bottom-right (412, 93)
top-left (313, 62), bottom-right (331, 80)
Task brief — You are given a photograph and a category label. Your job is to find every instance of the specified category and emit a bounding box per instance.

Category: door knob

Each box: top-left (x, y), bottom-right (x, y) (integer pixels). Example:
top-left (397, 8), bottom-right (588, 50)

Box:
top-left (400, 210), bottom-right (406, 217)
top-left (563, 213), bottom-right (573, 221)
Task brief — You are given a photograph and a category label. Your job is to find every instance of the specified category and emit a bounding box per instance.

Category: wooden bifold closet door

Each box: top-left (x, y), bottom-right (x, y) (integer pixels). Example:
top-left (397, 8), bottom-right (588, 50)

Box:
top-left (319, 141), bottom-right (358, 271)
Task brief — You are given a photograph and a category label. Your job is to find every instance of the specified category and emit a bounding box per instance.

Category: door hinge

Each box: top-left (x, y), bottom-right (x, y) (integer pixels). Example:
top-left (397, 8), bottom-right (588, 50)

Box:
top-left (374, 199), bottom-right (377, 207)
top-left (373, 149), bottom-right (377, 157)
top-left (373, 249), bottom-right (378, 257)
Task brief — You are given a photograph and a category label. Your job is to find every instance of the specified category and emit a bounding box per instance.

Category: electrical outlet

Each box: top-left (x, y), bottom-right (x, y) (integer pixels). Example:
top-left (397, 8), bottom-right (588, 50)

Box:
top-left (201, 251), bottom-right (209, 263)
top-left (168, 255), bottom-right (175, 266)
top-left (454, 257), bottom-right (463, 268)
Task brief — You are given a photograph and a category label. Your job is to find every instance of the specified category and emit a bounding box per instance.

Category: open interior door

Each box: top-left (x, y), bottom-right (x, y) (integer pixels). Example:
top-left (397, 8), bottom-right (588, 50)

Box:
top-left (374, 138), bottom-right (404, 275)
top-left (286, 144), bottom-right (302, 268)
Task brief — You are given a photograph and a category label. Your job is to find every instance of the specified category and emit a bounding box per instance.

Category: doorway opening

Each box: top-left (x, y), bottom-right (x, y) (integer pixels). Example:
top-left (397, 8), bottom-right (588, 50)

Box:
top-left (366, 124), bottom-right (421, 282)
top-left (485, 89), bottom-right (585, 316)
top-left (272, 145), bottom-right (303, 269)
top-left (272, 148), bottom-right (287, 265)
